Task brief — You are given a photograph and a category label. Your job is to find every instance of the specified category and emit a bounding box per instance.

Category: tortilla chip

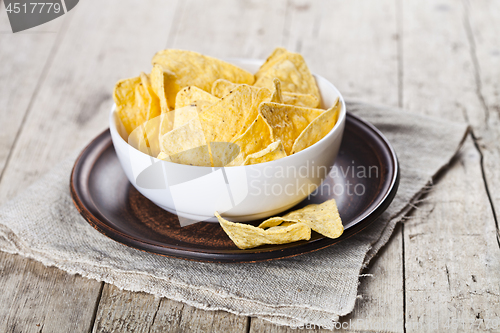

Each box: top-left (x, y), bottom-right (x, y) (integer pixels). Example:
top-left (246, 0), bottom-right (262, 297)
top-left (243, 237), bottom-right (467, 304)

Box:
top-left (259, 102), bottom-right (323, 154)
top-left (175, 86), bottom-right (219, 111)
top-left (159, 117), bottom-right (211, 166)
top-left (270, 78), bottom-right (283, 103)
top-left (256, 47), bottom-right (288, 77)
top-left (113, 73), bottom-right (162, 135)
top-left (215, 212), bottom-right (311, 249)
top-left (254, 49), bottom-right (320, 101)
top-left (213, 78), bottom-right (318, 108)
top-left (172, 105), bottom-right (201, 129)
top-left (291, 98), bottom-right (340, 154)
top-left (243, 140), bottom-right (286, 165)
top-left (199, 85), bottom-right (271, 143)
top-left (152, 49), bottom-right (255, 94)
top-left (210, 142), bottom-right (241, 167)
top-left (157, 151), bottom-right (172, 162)
top-left (150, 64), bottom-right (178, 113)
top-left (258, 199), bottom-right (343, 239)
top-left (229, 115), bottom-right (273, 166)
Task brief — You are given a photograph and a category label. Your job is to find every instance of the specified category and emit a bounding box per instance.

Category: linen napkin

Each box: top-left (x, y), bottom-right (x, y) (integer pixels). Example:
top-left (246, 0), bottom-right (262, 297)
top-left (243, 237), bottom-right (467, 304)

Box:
top-left (0, 101), bottom-right (468, 328)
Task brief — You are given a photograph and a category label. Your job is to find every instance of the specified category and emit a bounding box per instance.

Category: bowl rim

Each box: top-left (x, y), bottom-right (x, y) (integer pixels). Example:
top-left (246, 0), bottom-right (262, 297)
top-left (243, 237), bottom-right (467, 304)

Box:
top-left (109, 58), bottom-right (346, 169)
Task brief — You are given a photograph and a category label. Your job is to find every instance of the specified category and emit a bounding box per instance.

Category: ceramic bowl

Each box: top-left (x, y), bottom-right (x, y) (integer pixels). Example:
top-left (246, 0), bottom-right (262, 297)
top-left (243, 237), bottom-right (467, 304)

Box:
top-left (109, 59), bottom-right (346, 222)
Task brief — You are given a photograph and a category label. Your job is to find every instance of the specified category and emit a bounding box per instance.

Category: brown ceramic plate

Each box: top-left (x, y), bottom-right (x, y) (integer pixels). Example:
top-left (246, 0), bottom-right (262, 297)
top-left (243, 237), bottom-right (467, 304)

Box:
top-left (70, 113), bottom-right (399, 263)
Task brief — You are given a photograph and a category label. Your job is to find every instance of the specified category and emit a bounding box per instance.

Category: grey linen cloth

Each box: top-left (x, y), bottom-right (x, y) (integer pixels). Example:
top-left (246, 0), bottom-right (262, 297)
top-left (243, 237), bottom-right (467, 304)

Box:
top-left (0, 101), bottom-right (468, 328)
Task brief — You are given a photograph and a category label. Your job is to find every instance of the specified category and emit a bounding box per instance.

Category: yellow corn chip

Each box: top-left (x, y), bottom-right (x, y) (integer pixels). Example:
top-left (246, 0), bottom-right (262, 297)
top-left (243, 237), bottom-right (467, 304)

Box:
top-left (159, 117), bottom-right (211, 166)
top-left (229, 115), bottom-right (273, 166)
top-left (291, 98), bottom-right (340, 154)
top-left (150, 64), bottom-right (179, 112)
top-left (254, 49), bottom-right (320, 101)
top-left (210, 142), bottom-right (241, 167)
top-left (172, 105), bottom-right (201, 129)
top-left (175, 86), bottom-right (219, 111)
top-left (152, 49), bottom-right (255, 94)
top-left (258, 199), bottom-right (343, 239)
top-left (215, 212), bottom-right (311, 249)
top-left (157, 151), bottom-right (172, 162)
top-left (199, 85), bottom-right (271, 143)
top-left (259, 102), bottom-right (323, 155)
top-left (243, 140), bottom-right (286, 165)
top-left (213, 78), bottom-right (319, 108)
top-left (270, 78), bottom-right (283, 103)
top-left (256, 47), bottom-right (288, 77)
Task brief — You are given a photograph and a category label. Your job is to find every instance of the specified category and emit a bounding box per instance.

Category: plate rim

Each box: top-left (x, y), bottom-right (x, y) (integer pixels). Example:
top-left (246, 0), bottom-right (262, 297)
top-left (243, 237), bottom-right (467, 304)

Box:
top-left (70, 112), bottom-right (400, 263)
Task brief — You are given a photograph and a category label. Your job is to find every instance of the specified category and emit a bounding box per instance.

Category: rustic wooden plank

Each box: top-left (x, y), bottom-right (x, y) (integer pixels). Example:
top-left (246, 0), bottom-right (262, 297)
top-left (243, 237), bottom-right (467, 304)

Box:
top-left (0, 252), bottom-right (102, 333)
top-left (401, 0), bottom-right (500, 331)
top-left (0, 5), bottom-right (65, 176)
top-left (251, 0), bottom-right (403, 331)
top-left (92, 285), bottom-right (160, 333)
top-left (0, 0), bottom-right (179, 332)
top-left (466, 0), bottom-right (500, 245)
top-left (149, 298), bottom-right (249, 333)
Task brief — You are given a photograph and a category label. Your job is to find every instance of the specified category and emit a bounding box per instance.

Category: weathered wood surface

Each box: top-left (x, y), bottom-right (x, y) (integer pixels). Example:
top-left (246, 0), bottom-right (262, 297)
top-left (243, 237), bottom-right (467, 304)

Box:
top-left (0, 0), bottom-right (499, 332)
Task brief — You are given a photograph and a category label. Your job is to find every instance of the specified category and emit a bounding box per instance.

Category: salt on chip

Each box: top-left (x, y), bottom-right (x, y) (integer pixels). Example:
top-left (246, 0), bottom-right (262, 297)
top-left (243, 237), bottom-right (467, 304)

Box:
top-left (175, 86), bottom-right (219, 111)
top-left (215, 212), bottom-right (310, 249)
top-left (259, 102), bottom-right (323, 155)
top-left (254, 49), bottom-right (321, 101)
top-left (291, 98), bottom-right (340, 154)
top-left (243, 140), bottom-right (286, 165)
top-left (213, 78), bottom-right (319, 108)
top-left (258, 199), bottom-right (343, 239)
top-left (229, 114), bottom-right (273, 166)
top-left (152, 49), bottom-right (254, 95)
top-left (159, 117), bottom-right (211, 166)
top-left (199, 85), bottom-right (271, 143)
top-left (151, 64), bottom-right (179, 112)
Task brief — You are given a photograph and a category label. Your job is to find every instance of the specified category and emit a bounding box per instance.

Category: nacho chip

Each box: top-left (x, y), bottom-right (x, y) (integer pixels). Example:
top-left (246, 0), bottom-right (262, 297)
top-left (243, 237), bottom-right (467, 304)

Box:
top-left (157, 151), bottom-right (172, 162)
top-left (215, 212), bottom-right (310, 249)
top-left (254, 49), bottom-right (320, 101)
top-left (256, 47), bottom-right (288, 77)
top-left (175, 86), bottom-right (219, 111)
top-left (258, 199), bottom-right (343, 239)
top-left (150, 64), bottom-right (179, 112)
top-left (172, 105), bottom-right (200, 129)
top-left (159, 117), bottom-right (211, 166)
top-left (229, 115), bottom-right (273, 166)
top-left (259, 102), bottom-right (323, 155)
top-left (291, 98), bottom-right (340, 154)
top-left (114, 76), bottom-right (147, 134)
top-left (270, 78), bottom-right (283, 104)
top-left (210, 142), bottom-right (240, 167)
top-left (213, 78), bottom-right (319, 108)
top-left (199, 85), bottom-right (271, 143)
top-left (243, 140), bottom-right (286, 165)
top-left (152, 49), bottom-right (254, 94)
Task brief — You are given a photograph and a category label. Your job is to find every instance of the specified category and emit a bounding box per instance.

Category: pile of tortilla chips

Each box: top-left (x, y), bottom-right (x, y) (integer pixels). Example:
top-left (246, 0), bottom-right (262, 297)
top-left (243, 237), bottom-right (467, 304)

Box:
top-left (216, 198), bottom-right (343, 249)
top-left (113, 48), bottom-right (341, 167)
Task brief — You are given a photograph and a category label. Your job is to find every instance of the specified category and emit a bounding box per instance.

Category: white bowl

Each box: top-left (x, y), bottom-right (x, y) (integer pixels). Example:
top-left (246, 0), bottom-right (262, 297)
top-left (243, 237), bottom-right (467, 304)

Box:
top-left (109, 59), bottom-right (346, 223)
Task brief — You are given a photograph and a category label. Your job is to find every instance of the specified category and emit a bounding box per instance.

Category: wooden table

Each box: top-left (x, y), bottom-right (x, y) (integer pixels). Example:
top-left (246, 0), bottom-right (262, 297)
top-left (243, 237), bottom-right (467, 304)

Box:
top-left (1, 0), bottom-right (499, 332)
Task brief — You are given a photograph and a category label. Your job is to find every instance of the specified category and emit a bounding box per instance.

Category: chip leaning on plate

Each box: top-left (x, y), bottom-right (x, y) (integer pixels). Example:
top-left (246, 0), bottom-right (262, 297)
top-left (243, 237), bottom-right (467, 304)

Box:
top-left (112, 48), bottom-right (344, 249)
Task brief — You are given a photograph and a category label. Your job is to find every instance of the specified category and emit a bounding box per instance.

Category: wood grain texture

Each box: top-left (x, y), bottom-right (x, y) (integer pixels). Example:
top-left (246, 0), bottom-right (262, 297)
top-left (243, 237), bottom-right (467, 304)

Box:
top-left (401, 0), bottom-right (500, 331)
top-left (0, 6), bottom-right (65, 177)
top-left (0, 0), bottom-right (179, 331)
top-left (466, 0), bottom-right (500, 247)
top-left (0, 253), bottom-right (101, 333)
